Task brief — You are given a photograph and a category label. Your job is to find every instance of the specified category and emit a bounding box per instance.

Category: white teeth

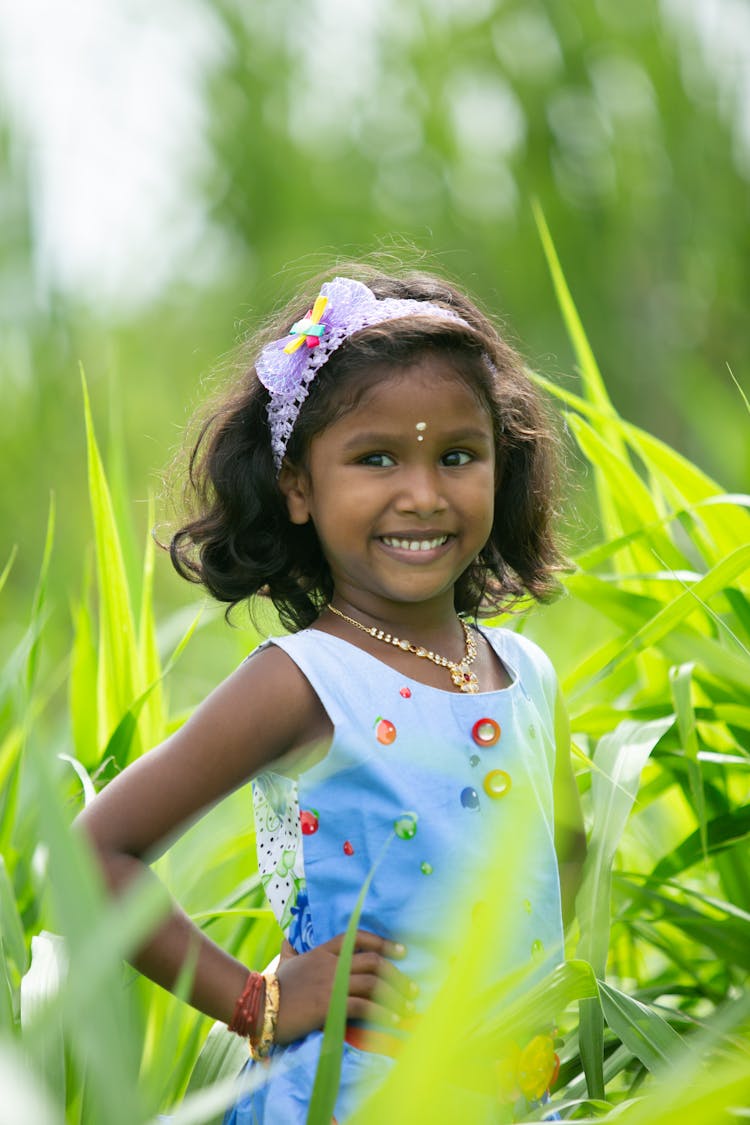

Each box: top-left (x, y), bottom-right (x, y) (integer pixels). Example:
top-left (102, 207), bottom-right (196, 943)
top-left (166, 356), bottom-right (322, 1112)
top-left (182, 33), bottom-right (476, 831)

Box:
top-left (382, 536), bottom-right (448, 551)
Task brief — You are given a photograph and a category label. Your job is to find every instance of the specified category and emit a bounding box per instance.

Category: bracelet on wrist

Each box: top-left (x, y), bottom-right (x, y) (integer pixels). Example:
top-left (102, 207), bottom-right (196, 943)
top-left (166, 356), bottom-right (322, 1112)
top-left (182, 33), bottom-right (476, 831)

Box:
top-left (227, 971), bottom-right (264, 1039)
top-left (249, 972), bottom-right (280, 1060)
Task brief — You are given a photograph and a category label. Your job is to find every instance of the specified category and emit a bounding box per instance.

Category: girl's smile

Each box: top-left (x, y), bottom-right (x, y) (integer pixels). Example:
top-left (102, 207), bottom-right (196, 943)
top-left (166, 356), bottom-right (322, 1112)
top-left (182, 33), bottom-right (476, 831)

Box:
top-left (281, 355), bottom-right (496, 624)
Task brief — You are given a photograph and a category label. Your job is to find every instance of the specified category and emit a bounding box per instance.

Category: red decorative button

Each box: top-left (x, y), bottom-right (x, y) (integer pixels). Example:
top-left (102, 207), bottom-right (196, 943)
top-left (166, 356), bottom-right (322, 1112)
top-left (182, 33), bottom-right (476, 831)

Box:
top-left (472, 718), bottom-right (500, 747)
top-left (375, 717), bottom-right (397, 744)
top-left (300, 809), bottom-right (319, 835)
top-left (399, 687), bottom-right (412, 698)
top-left (343, 840), bottom-right (354, 856)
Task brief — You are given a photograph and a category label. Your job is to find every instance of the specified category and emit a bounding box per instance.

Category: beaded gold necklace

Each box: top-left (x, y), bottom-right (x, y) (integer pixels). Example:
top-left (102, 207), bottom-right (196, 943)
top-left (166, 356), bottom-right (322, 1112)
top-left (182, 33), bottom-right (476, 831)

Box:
top-left (327, 605), bottom-right (480, 693)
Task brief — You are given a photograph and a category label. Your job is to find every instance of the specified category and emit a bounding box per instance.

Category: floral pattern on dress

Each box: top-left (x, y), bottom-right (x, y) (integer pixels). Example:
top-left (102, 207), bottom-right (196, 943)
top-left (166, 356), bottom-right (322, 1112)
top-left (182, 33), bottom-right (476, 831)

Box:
top-left (288, 889), bottom-right (316, 952)
top-left (252, 771), bottom-right (306, 931)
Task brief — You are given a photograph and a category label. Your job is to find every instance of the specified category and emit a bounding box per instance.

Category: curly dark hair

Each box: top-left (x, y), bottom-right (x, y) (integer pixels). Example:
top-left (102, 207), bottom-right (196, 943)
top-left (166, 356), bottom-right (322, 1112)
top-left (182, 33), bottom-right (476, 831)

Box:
top-left (169, 265), bottom-right (564, 631)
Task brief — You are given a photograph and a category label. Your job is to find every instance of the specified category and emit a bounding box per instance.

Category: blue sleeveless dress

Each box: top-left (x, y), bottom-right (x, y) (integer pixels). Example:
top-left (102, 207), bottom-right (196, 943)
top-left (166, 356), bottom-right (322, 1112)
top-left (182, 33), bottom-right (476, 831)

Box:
top-left (224, 625), bottom-right (564, 1124)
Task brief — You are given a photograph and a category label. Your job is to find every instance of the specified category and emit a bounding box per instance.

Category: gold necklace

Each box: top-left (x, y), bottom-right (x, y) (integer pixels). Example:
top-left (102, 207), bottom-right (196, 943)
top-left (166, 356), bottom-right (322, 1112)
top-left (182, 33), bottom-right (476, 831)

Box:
top-left (327, 605), bottom-right (480, 693)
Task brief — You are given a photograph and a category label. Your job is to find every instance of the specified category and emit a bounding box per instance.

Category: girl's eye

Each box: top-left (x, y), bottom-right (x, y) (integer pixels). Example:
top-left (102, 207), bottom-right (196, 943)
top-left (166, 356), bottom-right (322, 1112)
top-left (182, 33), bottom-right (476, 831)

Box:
top-left (441, 449), bottom-right (473, 467)
top-left (359, 452), bottom-right (396, 467)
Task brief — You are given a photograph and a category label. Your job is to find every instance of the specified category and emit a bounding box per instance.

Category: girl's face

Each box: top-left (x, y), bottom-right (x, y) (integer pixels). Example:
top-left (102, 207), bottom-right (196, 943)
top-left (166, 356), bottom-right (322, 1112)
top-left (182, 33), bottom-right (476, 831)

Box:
top-left (281, 355), bottom-right (496, 621)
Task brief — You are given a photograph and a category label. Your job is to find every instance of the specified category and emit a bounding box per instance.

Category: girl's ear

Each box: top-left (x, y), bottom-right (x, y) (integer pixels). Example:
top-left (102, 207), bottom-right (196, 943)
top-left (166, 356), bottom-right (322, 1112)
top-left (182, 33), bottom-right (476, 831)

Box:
top-left (278, 461), bottom-right (312, 525)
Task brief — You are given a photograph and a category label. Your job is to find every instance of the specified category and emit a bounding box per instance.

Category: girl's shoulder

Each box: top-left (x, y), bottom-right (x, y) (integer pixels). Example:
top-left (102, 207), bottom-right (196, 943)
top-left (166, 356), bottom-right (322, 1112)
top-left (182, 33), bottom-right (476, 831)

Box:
top-left (233, 633), bottom-right (332, 748)
top-left (479, 624), bottom-right (559, 704)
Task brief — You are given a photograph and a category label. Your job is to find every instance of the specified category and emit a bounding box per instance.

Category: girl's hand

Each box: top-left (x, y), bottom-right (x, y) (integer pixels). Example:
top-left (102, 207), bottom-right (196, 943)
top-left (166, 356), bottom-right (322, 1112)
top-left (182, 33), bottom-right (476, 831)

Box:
top-left (274, 930), bottom-right (416, 1045)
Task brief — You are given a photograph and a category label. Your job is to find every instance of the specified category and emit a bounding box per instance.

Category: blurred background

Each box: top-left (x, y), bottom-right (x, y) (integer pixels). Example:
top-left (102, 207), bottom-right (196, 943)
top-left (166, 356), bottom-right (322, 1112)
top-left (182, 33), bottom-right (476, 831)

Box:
top-left (1, 0), bottom-right (748, 708)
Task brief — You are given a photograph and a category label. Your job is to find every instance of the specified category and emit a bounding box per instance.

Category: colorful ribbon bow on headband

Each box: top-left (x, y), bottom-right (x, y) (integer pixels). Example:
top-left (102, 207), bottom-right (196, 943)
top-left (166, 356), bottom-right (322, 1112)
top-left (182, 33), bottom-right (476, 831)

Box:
top-left (256, 276), bottom-right (473, 471)
top-left (284, 295), bottom-right (329, 353)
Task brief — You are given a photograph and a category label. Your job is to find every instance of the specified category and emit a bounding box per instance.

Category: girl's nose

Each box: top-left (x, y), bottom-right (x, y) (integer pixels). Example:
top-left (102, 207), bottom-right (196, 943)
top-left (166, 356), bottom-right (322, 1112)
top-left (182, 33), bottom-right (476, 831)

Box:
top-left (395, 465), bottom-right (448, 517)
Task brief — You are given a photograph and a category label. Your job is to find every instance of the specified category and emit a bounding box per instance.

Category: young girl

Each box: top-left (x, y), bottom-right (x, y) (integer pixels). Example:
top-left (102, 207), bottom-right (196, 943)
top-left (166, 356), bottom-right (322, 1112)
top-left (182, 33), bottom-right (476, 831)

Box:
top-left (77, 268), bottom-right (585, 1123)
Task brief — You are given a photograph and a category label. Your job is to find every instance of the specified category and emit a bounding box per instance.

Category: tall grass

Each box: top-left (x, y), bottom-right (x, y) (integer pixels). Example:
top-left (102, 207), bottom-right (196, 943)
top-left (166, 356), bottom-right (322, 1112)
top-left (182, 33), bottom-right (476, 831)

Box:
top-left (1, 232), bottom-right (748, 1122)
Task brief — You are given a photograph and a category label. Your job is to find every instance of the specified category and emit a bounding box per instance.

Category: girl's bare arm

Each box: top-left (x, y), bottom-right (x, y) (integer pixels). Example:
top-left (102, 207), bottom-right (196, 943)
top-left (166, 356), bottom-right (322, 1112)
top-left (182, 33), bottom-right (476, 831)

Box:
top-left (75, 645), bottom-right (411, 1038)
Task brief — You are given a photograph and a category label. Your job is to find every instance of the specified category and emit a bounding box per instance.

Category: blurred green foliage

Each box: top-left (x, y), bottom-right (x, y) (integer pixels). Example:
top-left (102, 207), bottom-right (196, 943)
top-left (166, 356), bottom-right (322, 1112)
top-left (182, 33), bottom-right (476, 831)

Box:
top-left (1, 0), bottom-right (748, 709)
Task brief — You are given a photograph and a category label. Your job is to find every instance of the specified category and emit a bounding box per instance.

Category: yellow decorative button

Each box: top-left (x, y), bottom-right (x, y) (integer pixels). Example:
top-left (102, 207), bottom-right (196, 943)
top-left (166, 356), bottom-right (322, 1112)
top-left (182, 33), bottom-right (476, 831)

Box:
top-left (483, 769), bottom-right (512, 799)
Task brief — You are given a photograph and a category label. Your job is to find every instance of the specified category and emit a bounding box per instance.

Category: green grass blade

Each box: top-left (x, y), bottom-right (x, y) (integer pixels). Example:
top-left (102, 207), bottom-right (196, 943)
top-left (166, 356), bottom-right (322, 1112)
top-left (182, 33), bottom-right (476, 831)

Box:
top-left (307, 842), bottom-right (390, 1125)
top-left (24, 739), bottom-right (171, 1125)
top-left (0, 544), bottom-right (18, 596)
top-left (567, 414), bottom-right (686, 575)
top-left (162, 607), bottom-right (204, 679)
top-left (20, 932), bottom-right (68, 1107)
top-left (81, 367), bottom-right (138, 751)
top-left (652, 804), bottom-right (750, 879)
top-left (532, 201), bottom-right (613, 415)
top-left (68, 556), bottom-right (99, 769)
top-left (0, 727), bottom-right (23, 821)
top-left (24, 494), bottom-right (55, 700)
top-left (532, 365), bottom-right (750, 560)
top-left (669, 662), bottom-right (707, 858)
top-left (619, 878), bottom-right (750, 971)
top-left (477, 959), bottom-right (598, 1045)
top-left (58, 754), bottom-right (97, 807)
top-left (182, 1021), bottom-right (249, 1125)
top-left (0, 1041), bottom-right (65, 1124)
top-left (599, 980), bottom-right (686, 1072)
top-left (576, 716), bottom-right (673, 1099)
top-left (532, 200), bottom-right (627, 546)
top-left (152, 1068), bottom-right (272, 1125)
top-left (0, 945), bottom-right (16, 1034)
top-left (137, 495), bottom-right (164, 752)
top-left (0, 854), bottom-right (28, 975)
top-left (567, 546), bottom-right (750, 697)
top-left (609, 996), bottom-right (750, 1124)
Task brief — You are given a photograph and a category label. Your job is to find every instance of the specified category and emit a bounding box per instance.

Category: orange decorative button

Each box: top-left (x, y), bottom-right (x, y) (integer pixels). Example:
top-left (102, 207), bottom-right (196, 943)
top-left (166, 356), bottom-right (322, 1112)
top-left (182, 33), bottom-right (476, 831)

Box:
top-left (375, 717), bottom-right (397, 744)
top-left (483, 769), bottom-right (512, 799)
top-left (472, 718), bottom-right (500, 746)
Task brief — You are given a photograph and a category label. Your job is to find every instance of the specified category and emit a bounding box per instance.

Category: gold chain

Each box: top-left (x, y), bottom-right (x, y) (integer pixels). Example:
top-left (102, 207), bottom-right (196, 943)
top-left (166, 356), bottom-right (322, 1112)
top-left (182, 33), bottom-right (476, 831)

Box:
top-left (327, 605), bottom-right (480, 693)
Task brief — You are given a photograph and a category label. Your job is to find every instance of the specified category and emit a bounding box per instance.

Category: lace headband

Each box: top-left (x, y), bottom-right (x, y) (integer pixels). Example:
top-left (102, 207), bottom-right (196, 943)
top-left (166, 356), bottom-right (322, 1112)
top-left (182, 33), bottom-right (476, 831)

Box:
top-left (255, 276), bottom-right (473, 472)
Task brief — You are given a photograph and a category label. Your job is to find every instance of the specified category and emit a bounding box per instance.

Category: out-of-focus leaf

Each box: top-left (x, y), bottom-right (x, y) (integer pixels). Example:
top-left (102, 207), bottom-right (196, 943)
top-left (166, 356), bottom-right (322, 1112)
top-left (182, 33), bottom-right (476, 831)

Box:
top-left (0, 546), bottom-right (17, 596)
top-left (182, 1021), bottom-right (249, 1125)
top-left (0, 945), bottom-right (15, 1034)
top-left (0, 855), bottom-right (27, 975)
top-left (0, 1040), bottom-right (64, 1125)
top-left (25, 495), bottom-right (55, 699)
top-left (20, 931), bottom-right (68, 1107)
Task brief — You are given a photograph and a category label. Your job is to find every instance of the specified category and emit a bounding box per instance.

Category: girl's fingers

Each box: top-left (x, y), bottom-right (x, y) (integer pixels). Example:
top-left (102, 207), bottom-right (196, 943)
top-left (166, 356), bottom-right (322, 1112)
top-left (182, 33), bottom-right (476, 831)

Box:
top-left (345, 995), bottom-right (409, 1028)
top-left (347, 973), bottom-right (416, 1018)
top-left (325, 930), bottom-right (406, 960)
top-left (349, 951), bottom-right (416, 1000)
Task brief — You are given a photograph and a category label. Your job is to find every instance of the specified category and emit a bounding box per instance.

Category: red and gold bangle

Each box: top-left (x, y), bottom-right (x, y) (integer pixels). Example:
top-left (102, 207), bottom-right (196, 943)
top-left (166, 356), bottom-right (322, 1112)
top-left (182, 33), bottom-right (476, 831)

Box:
top-left (227, 971), bottom-right (264, 1039)
top-left (249, 973), bottom-right (280, 1060)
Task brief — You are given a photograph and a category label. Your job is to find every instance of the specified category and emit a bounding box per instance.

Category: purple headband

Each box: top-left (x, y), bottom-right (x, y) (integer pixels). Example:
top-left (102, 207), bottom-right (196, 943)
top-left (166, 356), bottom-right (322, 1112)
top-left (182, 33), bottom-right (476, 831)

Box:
top-left (255, 276), bottom-right (473, 472)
